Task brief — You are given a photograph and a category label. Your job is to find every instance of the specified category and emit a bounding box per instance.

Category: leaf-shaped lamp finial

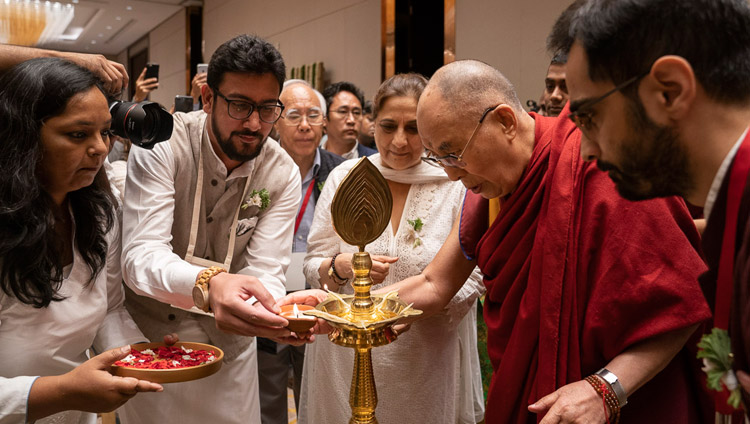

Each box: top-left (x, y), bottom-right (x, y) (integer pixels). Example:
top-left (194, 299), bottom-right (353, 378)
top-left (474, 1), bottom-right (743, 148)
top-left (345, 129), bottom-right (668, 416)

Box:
top-left (330, 157), bottom-right (392, 250)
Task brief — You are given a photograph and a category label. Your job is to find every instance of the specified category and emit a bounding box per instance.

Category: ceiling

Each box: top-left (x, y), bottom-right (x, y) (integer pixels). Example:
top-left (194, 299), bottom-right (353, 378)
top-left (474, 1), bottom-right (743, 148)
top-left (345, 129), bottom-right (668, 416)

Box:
top-left (36, 0), bottom-right (193, 57)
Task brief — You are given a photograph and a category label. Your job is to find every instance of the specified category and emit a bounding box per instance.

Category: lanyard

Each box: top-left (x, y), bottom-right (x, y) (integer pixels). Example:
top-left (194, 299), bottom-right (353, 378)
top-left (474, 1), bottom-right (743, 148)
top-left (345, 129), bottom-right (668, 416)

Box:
top-left (294, 178), bottom-right (315, 235)
top-left (715, 131), bottom-right (750, 329)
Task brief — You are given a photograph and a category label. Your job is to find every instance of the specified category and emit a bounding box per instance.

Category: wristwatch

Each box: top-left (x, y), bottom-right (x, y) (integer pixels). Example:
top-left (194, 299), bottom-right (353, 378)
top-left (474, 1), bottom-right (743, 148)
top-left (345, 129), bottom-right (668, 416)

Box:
top-left (596, 368), bottom-right (628, 407)
top-left (192, 266), bottom-right (226, 313)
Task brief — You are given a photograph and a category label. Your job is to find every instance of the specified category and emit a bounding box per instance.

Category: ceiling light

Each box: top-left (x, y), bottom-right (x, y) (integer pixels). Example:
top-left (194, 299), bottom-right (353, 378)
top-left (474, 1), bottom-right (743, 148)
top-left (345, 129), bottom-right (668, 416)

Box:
top-left (125, 5), bottom-right (132, 10)
top-left (0, 0), bottom-right (75, 46)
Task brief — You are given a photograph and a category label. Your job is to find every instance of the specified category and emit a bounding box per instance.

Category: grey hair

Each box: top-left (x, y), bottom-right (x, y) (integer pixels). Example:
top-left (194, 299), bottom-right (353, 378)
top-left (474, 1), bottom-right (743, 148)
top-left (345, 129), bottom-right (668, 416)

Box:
top-left (282, 79), bottom-right (326, 115)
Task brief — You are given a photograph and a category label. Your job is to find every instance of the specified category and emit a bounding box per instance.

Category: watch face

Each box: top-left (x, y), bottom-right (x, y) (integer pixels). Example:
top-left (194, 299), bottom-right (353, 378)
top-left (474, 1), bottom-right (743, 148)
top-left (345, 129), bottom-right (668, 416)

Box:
top-left (192, 285), bottom-right (207, 309)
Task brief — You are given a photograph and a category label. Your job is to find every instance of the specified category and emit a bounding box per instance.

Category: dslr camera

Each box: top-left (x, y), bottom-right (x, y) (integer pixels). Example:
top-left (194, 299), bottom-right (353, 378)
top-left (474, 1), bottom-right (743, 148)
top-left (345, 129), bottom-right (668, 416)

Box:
top-left (108, 100), bottom-right (173, 149)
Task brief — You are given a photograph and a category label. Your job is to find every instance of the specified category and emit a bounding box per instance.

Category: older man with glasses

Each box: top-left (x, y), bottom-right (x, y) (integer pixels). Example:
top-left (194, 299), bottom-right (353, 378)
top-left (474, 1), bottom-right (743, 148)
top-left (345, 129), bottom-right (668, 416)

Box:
top-left (119, 35), bottom-right (308, 424)
top-left (387, 59), bottom-right (711, 423)
top-left (256, 79), bottom-right (345, 424)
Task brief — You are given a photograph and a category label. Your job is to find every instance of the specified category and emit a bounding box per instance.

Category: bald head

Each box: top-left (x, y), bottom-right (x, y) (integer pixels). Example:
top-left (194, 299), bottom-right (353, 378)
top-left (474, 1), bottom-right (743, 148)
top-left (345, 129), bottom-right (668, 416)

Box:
top-left (423, 60), bottom-right (523, 121)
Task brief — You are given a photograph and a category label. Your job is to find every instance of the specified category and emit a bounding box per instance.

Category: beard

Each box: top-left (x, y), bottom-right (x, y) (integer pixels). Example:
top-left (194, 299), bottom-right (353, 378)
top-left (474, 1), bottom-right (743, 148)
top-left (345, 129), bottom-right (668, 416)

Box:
top-left (210, 111), bottom-right (268, 162)
top-left (596, 98), bottom-right (693, 201)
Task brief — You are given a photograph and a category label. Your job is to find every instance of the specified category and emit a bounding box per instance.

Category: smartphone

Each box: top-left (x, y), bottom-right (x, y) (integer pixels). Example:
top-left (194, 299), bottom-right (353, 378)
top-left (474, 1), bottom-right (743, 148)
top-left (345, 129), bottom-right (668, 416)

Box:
top-left (174, 95), bottom-right (194, 113)
top-left (197, 63), bottom-right (208, 75)
top-left (144, 63), bottom-right (159, 80)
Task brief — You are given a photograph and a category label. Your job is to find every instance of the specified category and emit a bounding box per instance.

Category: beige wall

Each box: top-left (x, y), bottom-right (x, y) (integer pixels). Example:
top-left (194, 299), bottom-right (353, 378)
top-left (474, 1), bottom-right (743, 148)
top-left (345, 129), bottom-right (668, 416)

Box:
top-left (456, 0), bottom-right (571, 110)
top-left (202, 0), bottom-right (381, 99)
top-left (134, 0), bottom-right (571, 108)
top-left (148, 8), bottom-right (187, 109)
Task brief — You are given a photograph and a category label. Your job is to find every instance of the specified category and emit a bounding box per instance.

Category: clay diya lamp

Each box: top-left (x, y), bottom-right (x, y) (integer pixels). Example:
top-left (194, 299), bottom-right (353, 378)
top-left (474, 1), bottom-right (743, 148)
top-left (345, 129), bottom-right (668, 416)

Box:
top-left (280, 304), bottom-right (317, 333)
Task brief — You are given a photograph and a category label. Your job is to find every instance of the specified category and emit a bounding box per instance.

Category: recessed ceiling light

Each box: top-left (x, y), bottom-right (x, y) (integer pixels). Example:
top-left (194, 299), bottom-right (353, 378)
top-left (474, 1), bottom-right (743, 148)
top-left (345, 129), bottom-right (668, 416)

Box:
top-left (106, 25), bottom-right (112, 30)
top-left (98, 33), bottom-right (103, 37)
top-left (90, 40), bottom-right (96, 44)
top-left (115, 16), bottom-right (121, 20)
top-left (126, 5), bottom-right (132, 10)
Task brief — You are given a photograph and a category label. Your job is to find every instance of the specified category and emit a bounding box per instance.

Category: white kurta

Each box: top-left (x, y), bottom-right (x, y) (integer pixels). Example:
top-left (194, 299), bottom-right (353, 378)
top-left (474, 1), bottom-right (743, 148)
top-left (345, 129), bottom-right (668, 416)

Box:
top-left (299, 159), bottom-right (485, 424)
top-left (0, 217), bottom-right (145, 424)
top-left (118, 113), bottom-right (299, 424)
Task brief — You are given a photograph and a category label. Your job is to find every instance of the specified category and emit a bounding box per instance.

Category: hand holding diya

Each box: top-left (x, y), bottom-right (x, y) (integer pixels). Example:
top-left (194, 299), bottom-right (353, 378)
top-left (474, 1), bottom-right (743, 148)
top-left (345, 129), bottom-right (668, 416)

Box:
top-left (280, 303), bottom-right (317, 333)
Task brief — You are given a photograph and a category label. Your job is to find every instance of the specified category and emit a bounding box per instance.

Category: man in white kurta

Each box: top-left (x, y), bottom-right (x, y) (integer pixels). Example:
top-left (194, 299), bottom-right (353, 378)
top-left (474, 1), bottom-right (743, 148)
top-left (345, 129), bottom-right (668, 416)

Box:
top-left (118, 35), bottom-right (301, 424)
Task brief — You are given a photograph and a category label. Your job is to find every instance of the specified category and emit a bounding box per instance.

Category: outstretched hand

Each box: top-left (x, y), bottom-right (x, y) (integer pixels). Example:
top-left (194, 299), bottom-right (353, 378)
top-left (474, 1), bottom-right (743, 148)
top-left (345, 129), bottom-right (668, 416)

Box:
top-left (132, 68), bottom-right (159, 102)
top-left (28, 345), bottom-right (163, 421)
top-left (208, 272), bottom-right (293, 339)
top-left (62, 52), bottom-right (128, 95)
top-left (528, 379), bottom-right (607, 424)
top-left (276, 289), bottom-right (333, 336)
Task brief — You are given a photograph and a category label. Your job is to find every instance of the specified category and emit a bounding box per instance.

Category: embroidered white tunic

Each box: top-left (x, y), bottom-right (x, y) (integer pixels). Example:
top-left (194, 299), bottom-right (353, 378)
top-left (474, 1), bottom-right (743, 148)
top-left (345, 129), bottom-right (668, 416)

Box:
top-left (300, 158), bottom-right (485, 424)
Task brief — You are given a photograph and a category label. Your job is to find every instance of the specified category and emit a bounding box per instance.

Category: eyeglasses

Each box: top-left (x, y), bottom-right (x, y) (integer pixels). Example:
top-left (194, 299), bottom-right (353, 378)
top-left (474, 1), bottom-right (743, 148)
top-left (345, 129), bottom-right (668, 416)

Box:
top-left (329, 108), bottom-right (363, 120)
top-left (421, 104), bottom-right (500, 168)
top-left (567, 71), bottom-right (648, 133)
top-left (280, 108), bottom-right (324, 126)
top-left (214, 89), bottom-right (285, 123)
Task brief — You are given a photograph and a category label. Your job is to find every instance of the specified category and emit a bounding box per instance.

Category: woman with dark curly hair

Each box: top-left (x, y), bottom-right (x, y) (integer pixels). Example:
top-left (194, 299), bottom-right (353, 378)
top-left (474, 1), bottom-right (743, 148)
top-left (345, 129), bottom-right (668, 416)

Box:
top-left (0, 57), bottom-right (164, 423)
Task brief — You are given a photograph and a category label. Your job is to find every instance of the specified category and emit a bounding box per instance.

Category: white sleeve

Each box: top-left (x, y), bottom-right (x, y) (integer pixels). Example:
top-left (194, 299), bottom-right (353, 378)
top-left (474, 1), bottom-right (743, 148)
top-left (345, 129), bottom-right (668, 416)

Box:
top-left (93, 219), bottom-right (146, 353)
top-left (0, 376), bottom-right (37, 424)
top-left (121, 141), bottom-right (204, 310)
top-left (444, 266), bottom-right (485, 324)
top-left (303, 166), bottom-right (347, 288)
top-left (237, 165), bottom-right (300, 300)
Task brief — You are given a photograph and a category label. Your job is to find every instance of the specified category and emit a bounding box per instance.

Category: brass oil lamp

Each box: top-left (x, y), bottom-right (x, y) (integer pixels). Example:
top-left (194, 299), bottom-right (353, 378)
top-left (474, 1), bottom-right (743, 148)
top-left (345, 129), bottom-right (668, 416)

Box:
top-left (305, 157), bottom-right (422, 423)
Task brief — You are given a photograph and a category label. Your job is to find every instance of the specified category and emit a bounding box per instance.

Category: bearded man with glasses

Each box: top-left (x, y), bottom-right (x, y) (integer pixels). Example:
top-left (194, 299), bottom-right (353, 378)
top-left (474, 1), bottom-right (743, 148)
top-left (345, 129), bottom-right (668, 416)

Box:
top-left (386, 59), bottom-right (709, 423)
top-left (553, 0), bottom-right (750, 422)
top-left (119, 35), bottom-right (307, 424)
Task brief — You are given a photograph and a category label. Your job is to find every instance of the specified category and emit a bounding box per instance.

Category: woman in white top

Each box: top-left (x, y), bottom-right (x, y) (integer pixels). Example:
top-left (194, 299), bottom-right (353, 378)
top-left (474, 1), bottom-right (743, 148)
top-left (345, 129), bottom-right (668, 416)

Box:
top-left (297, 73), bottom-right (485, 423)
top-left (0, 58), bottom-right (164, 424)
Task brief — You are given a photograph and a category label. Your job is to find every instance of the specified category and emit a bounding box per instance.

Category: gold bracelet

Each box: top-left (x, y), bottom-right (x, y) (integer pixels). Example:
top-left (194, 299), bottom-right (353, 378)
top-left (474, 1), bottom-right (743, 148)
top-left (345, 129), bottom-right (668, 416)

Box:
top-left (192, 266), bottom-right (227, 312)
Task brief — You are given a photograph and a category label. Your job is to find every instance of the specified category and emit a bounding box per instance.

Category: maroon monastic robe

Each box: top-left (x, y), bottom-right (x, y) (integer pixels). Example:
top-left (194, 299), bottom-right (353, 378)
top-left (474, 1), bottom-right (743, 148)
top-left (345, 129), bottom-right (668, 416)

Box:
top-left (700, 132), bottom-right (750, 417)
top-left (460, 112), bottom-right (711, 423)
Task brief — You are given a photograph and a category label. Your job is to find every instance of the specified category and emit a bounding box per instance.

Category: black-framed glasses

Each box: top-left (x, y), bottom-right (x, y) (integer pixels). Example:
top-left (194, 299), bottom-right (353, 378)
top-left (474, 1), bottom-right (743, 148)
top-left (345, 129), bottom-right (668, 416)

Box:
top-left (280, 108), bottom-right (324, 126)
top-left (421, 104), bottom-right (500, 168)
top-left (329, 107), bottom-right (363, 120)
top-left (214, 89), bottom-right (284, 123)
top-left (567, 71), bottom-right (648, 133)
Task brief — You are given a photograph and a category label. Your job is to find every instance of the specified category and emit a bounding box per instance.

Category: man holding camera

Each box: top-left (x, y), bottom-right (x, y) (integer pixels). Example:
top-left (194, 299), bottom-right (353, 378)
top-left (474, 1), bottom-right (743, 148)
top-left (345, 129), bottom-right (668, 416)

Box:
top-left (119, 34), bottom-right (302, 423)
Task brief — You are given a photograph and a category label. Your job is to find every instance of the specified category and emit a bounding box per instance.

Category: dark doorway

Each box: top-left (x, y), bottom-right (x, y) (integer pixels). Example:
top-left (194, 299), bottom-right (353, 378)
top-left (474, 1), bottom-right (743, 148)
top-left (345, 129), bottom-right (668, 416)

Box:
top-left (394, 0), bottom-right (444, 78)
top-left (129, 49), bottom-right (148, 100)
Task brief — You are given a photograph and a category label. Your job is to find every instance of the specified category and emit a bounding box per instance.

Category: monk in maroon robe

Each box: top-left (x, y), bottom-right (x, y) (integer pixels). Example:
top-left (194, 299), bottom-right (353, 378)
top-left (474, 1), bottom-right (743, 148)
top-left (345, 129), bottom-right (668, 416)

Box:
top-left (281, 60), bottom-right (712, 422)
top-left (392, 61), bottom-right (708, 423)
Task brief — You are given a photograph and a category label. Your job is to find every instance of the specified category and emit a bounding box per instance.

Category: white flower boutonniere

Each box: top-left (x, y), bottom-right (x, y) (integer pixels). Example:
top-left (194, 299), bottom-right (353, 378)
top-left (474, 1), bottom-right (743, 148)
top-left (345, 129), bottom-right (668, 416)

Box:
top-left (406, 217), bottom-right (424, 248)
top-left (697, 327), bottom-right (743, 409)
top-left (242, 188), bottom-right (270, 211)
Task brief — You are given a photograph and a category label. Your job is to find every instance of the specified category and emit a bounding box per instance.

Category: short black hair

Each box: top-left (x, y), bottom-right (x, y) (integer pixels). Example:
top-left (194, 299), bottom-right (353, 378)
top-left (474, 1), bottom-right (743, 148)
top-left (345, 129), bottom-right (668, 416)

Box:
top-left (568, 0), bottom-right (750, 104)
top-left (551, 52), bottom-right (568, 66)
top-left (322, 81), bottom-right (365, 118)
top-left (207, 34), bottom-right (286, 94)
top-left (546, 0), bottom-right (585, 59)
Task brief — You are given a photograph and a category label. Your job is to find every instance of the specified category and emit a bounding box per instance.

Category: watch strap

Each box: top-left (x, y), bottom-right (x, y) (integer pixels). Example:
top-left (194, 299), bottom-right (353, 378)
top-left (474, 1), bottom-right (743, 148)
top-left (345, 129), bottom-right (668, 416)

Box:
top-left (194, 266), bottom-right (226, 312)
top-left (596, 368), bottom-right (628, 407)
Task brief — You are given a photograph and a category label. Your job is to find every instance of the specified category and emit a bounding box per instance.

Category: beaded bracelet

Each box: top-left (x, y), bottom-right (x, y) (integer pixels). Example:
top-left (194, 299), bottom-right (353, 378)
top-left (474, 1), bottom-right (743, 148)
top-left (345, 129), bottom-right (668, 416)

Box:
top-left (329, 253), bottom-right (348, 286)
top-left (585, 375), bottom-right (621, 424)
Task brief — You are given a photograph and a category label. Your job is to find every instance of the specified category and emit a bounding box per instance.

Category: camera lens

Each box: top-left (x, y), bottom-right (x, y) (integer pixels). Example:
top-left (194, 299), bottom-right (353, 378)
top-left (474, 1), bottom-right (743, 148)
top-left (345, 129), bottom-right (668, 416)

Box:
top-left (109, 100), bottom-right (173, 149)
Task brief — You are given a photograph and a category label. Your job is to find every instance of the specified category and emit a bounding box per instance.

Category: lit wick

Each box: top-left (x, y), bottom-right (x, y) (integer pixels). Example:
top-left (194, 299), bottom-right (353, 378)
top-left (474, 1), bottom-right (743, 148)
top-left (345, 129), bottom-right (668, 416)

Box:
top-left (293, 303), bottom-right (300, 318)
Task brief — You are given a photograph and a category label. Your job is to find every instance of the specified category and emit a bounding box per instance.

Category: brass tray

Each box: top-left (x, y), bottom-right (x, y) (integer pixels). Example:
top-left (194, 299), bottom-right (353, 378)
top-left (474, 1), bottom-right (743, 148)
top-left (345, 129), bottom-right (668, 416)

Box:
top-left (111, 342), bottom-right (224, 384)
